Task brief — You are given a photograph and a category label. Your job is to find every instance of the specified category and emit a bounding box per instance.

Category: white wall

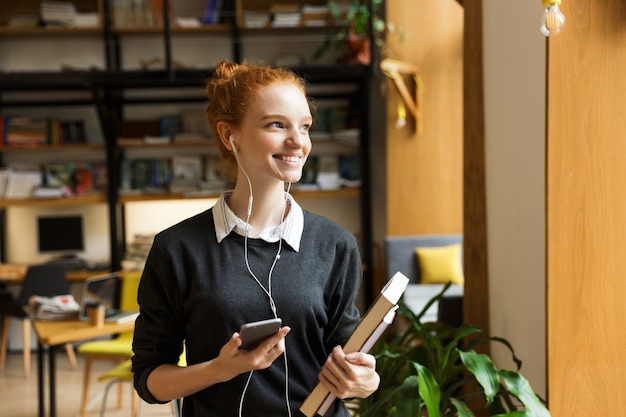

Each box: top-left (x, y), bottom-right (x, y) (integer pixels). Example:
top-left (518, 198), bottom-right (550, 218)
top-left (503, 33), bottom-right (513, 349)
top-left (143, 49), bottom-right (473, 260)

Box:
top-left (124, 199), bottom-right (218, 241)
top-left (124, 196), bottom-right (361, 243)
top-left (483, 0), bottom-right (546, 397)
top-left (6, 204), bottom-right (110, 264)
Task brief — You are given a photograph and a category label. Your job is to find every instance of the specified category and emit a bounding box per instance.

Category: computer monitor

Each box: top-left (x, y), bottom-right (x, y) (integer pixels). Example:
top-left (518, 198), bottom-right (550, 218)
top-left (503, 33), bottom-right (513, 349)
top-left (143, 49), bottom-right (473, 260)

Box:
top-left (36, 215), bottom-right (85, 257)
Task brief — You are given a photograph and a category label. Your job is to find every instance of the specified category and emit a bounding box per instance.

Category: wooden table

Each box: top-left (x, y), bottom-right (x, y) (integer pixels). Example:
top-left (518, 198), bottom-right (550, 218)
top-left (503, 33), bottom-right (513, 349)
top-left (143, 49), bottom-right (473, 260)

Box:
top-left (0, 264), bottom-right (110, 285)
top-left (32, 319), bottom-right (134, 417)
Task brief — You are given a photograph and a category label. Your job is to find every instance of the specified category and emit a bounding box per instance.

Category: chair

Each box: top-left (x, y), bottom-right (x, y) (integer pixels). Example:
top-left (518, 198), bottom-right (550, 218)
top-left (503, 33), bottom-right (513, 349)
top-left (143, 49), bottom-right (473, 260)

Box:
top-left (0, 263), bottom-right (78, 376)
top-left (78, 272), bottom-right (141, 417)
top-left (98, 348), bottom-right (186, 417)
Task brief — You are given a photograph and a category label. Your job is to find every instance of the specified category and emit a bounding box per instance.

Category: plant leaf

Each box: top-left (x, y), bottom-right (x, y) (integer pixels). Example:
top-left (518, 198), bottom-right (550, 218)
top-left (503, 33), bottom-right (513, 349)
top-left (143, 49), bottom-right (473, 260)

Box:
top-left (407, 281), bottom-right (452, 321)
top-left (490, 336), bottom-right (523, 370)
top-left (459, 350), bottom-right (500, 404)
top-left (499, 370), bottom-right (551, 417)
top-left (465, 335), bottom-right (523, 371)
top-left (450, 397), bottom-right (477, 417)
top-left (328, 0), bottom-right (342, 19)
top-left (414, 363), bottom-right (441, 417)
top-left (395, 388), bottom-right (422, 417)
top-left (360, 374), bottom-right (418, 417)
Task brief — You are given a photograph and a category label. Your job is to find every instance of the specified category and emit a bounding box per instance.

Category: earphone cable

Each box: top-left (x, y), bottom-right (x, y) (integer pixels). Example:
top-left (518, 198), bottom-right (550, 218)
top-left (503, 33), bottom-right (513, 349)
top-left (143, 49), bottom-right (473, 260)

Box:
top-left (237, 161), bottom-right (292, 416)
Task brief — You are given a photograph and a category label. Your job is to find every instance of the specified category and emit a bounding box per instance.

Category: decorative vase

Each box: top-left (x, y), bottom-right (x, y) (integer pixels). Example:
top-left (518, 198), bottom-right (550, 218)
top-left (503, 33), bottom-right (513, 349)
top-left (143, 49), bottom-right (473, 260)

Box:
top-left (339, 34), bottom-right (371, 65)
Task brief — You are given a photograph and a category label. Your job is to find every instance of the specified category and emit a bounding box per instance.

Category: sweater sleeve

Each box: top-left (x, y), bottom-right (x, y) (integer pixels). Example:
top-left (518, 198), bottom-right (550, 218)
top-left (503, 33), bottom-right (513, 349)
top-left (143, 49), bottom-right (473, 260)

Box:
top-left (323, 232), bottom-right (363, 351)
top-left (132, 236), bottom-right (185, 404)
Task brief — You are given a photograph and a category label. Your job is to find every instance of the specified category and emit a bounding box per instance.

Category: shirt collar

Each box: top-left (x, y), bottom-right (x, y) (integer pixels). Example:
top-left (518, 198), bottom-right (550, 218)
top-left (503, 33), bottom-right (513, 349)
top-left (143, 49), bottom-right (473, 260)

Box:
top-left (213, 190), bottom-right (303, 252)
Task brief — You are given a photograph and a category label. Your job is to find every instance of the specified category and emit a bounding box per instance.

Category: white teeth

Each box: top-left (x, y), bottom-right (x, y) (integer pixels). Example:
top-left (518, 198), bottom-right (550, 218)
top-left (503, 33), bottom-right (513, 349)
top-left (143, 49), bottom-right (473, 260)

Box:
top-left (279, 156), bottom-right (300, 162)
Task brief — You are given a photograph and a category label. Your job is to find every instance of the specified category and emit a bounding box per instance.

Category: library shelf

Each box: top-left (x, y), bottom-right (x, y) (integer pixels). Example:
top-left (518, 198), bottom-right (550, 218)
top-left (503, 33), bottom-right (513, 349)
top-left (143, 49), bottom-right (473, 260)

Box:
top-left (118, 187), bottom-right (360, 204)
top-left (0, 193), bottom-right (107, 208)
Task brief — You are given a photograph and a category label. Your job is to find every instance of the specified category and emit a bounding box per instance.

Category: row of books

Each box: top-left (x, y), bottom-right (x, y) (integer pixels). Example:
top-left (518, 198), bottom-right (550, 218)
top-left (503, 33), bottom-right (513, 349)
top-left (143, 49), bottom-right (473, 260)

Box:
top-left (118, 111), bottom-right (210, 144)
top-left (242, 3), bottom-right (333, 28)
top-left (118, 106), bottom-right (356, 144)
top-left (299, 154), bottom-right (362, 190)
top-left (0, 154), bottom-right (361, 199)
top-left (312, 105), bottom-right (355, 136)
top-left (121, 232), bottom-right (155, 271)
top-left (0, 161), bottom-right (107, 199)
top-left (0, 116), bottom-right (87, 147)
top-left (112, 0), bottom-right (175, 28)
top-left (111, 0), bottom-right (339, 29)
top-left (119, 152), bottom-right (361, 195)
top-left (119, 155), bottom-right (227, 195)
top-left (111, 0), bottom-right (226, 29)
top-left (5, 1), bottom-right (100, 29)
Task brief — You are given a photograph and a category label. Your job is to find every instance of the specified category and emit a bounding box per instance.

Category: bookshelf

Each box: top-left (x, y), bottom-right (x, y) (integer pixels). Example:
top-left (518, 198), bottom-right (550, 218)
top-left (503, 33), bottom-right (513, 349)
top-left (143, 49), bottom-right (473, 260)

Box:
top-left (0, 0), bottom-right (375, 294)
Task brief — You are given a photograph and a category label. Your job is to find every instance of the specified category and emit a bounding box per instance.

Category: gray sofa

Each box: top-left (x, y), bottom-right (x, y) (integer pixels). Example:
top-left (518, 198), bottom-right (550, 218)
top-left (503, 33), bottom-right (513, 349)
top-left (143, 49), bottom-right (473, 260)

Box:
top-left (384, 234), bottom-right (464, 324)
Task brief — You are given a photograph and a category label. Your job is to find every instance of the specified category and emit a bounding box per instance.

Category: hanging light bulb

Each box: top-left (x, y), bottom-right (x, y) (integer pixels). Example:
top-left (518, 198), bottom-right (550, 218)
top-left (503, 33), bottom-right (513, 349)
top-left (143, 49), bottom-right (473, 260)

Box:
top-left (540, 0), bottom-right (566, 37)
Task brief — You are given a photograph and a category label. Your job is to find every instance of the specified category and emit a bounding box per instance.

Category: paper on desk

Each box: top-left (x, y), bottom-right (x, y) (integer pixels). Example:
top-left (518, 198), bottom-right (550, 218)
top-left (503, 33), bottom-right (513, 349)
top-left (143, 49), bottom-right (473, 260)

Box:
top-left (24, 294), bottom-right (80, 320)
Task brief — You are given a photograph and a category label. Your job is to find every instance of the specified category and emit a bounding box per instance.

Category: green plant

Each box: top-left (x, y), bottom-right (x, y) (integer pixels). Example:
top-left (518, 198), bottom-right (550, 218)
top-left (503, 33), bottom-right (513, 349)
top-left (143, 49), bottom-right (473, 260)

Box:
top-left (313, 0), bottom-right (405, 63)
top-left (352, 284), bottom-right (550, 417)
top-left (330, 0), bottom-right (386, 38)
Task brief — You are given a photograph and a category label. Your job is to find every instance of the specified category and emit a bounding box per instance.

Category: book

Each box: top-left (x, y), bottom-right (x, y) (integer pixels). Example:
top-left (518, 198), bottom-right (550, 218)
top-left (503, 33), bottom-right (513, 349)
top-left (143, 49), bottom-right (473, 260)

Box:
top-left (171, 155), bottom-right (202, 180)
top-left (201, 0), bottom-right (221, 25)
top-left (43, 162), bottom-right (73, 187)
top-left (33, 186), bottom-right (65, 199)
top-left (143, 135), bottom-right (170, 144)
top-left (159, 114), bottom-right (181, 139)
top-left (4, 169), bottom-right (42, 199)
top-left (0, 169), bottom-right (9, 197)
top-left (90, 161), bottom-right (108, 192)
top-left (4, 117), bottom-right (47, 147)
top-left (316, 308), bottom-right (398, 416)
top-left (301, 4), bottom-right (330, 27)
top-left (299, 271), bottom-right (410, 417)
top-left (60, 120), bottom-right (86, 144)
top-left (300, 155), bottom-right (319, 186)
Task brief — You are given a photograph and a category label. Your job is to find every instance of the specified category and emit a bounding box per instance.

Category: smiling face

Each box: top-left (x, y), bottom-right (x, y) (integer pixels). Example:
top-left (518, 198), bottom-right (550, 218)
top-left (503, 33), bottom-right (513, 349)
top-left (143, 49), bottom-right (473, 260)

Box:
top-left (231, 82), bottom-right (313, 186)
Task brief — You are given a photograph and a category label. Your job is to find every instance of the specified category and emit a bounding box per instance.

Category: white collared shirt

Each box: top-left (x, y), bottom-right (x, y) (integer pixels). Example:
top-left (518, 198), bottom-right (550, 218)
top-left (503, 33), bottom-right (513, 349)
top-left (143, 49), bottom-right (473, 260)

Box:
top-left (213, 191), bottom-right (303, 252)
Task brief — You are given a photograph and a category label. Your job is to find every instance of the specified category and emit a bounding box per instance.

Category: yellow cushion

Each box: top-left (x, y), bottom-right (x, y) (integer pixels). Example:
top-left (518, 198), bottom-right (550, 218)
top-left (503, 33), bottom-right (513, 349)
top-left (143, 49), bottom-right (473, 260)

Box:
top-left (98, 360), bottom-right (134, 382)
top-left (120, 272), bottom-right (141, 311)
top-left (99, 350), bottom-right (187, 383)
top-left (415, 244), bottom-right (464, 285)
top-left (77, 332), bottom-right (133, 356)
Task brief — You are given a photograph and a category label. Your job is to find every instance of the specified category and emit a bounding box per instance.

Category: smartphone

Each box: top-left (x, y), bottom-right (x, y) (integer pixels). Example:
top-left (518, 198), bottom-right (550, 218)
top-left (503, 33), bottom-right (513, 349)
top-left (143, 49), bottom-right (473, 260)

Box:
top-left (239, 318), bottom-right (282, 350)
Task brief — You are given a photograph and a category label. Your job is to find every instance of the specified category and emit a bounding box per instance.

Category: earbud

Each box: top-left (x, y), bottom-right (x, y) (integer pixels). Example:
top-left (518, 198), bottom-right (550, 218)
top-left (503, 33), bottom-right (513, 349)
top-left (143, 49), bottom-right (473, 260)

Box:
top-left (229, 135), bottom-right (236, 154)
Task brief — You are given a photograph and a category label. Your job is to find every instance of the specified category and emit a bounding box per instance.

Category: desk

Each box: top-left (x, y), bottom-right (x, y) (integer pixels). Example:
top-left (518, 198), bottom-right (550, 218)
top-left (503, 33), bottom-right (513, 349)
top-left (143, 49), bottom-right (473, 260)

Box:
top-left (0, 264), bottom-right (109, 285)
top-left (32, 319), bottom-right (134, 417)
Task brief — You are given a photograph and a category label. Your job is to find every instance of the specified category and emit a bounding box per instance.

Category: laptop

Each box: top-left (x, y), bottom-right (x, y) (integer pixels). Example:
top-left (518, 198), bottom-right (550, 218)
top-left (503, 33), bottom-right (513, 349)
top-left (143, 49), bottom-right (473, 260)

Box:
top-left (79, 273), bottom-right (139, 324)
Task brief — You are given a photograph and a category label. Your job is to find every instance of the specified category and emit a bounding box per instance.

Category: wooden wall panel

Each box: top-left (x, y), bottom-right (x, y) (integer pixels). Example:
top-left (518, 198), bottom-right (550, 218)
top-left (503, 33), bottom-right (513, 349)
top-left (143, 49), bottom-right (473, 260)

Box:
top-left (461, 0), bottom-right (490, 349)
top-left (547, 0), bottom-right (626, 415)
top-left (385, 0), bottom-right (464, 235)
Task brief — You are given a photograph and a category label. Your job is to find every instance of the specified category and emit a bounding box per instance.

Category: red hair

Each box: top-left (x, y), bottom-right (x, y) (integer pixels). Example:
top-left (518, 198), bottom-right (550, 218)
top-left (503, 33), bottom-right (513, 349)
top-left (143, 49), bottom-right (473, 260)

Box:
top-left (206, 60), bottom-right (314, 177)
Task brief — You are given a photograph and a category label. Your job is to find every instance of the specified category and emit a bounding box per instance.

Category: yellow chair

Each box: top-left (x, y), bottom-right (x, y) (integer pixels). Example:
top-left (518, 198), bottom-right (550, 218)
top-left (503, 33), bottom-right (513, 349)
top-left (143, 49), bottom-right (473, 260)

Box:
top-left (98, 348), bottom-right (186, 417)
top-left (77, 272), bottom-right (141, 417)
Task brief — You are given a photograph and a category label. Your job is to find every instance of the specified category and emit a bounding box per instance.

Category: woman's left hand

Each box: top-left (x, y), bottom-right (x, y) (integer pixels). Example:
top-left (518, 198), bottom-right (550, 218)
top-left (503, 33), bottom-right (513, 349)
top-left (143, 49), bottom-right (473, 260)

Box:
top-left (318, 345), bottom-right (380, 399)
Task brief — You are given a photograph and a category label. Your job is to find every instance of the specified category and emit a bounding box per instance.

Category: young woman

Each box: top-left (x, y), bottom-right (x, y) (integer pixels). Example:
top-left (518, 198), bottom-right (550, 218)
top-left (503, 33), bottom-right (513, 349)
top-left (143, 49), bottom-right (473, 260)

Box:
top-left (131, 60), bottom-right (379, 416)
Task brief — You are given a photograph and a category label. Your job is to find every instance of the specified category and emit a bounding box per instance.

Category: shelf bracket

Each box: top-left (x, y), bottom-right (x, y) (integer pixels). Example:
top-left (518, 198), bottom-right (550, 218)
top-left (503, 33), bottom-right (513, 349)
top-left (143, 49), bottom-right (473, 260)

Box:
top-left (380, 58), bottom-right (423, 133)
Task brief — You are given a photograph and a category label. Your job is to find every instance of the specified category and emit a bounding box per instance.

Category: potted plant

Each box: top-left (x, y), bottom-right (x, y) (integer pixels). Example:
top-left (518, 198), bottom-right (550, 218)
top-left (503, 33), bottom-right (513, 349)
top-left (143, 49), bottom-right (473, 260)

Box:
top-left (314, 0), bottom-right (405, 64)
top-left (352, 284), bottom-right (550, 417)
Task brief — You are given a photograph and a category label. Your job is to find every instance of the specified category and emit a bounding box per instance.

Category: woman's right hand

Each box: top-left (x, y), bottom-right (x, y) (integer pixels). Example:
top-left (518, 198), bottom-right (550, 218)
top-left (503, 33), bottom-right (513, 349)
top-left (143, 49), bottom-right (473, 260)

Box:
top-left (211, 326), bottom-right (291, 382)
top-left (146, 326), bottom-right (291, 402)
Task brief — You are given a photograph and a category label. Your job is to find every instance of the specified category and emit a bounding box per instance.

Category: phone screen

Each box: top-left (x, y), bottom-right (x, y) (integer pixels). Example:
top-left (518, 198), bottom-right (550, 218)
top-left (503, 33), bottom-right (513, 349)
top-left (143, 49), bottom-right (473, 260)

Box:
top-left (239, 318), bottom-right (282, 350)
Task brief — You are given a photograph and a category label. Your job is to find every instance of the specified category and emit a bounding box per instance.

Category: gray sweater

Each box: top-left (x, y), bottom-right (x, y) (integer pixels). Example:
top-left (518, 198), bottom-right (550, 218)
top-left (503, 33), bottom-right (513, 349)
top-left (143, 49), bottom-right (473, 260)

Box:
top-left (132, 207), bottom-right (362, 416)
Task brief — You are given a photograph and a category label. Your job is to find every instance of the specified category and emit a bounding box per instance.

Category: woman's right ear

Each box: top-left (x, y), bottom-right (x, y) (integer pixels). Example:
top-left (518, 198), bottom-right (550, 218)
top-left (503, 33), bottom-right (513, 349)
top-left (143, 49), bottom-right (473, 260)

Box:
top-left (216, 122), bottom-right (233, 151)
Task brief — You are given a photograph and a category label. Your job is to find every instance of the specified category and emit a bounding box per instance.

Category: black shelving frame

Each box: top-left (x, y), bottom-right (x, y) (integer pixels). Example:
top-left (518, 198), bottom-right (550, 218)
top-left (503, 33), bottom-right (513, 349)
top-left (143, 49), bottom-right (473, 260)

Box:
top-left (0, 0), bottom-right (377, 305)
